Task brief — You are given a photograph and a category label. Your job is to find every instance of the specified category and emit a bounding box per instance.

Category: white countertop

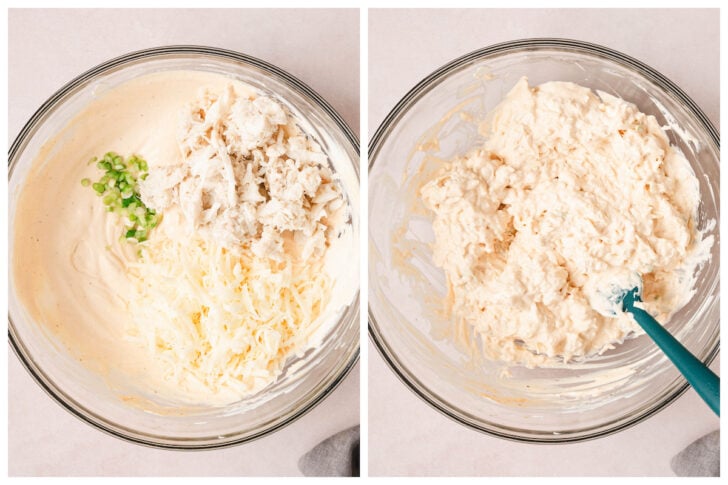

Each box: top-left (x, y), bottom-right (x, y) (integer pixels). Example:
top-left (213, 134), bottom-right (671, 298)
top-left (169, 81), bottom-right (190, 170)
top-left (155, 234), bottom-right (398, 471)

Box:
top-left (368, 8), bottom-right (720, 476)
top-left (8, 8), bottom-right (359, 477)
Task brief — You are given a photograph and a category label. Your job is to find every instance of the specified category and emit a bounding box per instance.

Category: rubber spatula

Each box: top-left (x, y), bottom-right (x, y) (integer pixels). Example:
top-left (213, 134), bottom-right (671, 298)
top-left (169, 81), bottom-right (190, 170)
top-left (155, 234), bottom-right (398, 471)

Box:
top-left (596, 276), bottom-right (719, 416)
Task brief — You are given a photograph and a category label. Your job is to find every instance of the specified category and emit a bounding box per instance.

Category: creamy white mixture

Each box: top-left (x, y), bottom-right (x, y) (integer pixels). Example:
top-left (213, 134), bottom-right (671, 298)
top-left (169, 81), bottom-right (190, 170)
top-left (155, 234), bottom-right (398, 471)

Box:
top-left (420, 77), bottom-right (708, 365)
top-left (13, 70), bottom-right (355, 405)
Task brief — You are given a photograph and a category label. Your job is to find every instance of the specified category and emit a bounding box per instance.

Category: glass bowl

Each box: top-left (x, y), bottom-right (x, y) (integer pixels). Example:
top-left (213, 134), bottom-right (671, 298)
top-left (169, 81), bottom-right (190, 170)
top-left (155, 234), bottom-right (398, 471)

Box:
top-left (9, 46), bottom-right (360, 449)
top-left (368, 38), bottom-right (719, 442)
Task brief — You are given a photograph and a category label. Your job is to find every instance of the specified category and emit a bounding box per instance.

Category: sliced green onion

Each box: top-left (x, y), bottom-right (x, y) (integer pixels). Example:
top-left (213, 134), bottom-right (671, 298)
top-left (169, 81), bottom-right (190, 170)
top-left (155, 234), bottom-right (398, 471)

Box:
top-left (82, 151), bottom-right (160, 244)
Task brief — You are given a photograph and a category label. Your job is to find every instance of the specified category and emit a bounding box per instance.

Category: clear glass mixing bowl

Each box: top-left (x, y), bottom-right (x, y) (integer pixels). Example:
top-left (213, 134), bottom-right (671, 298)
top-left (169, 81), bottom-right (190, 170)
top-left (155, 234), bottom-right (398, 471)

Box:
top-left (368, 39), bottom-right (719, 442)
top-left (9, 46), bottom-right (360, 449)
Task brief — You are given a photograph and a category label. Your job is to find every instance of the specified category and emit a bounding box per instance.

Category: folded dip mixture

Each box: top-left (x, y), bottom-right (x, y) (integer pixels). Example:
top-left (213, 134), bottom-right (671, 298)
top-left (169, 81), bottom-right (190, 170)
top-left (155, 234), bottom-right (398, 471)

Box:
top-left (13, 71), bottom-right (354, 405)
top-left (420, 78), bottom-right (711, 366)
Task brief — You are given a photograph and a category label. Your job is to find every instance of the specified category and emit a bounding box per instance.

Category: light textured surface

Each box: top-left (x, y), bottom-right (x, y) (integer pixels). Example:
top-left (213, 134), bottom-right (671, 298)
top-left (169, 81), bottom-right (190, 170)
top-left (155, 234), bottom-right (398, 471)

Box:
top-left (9, 8), bottom-right (359, 138)
top-left (369, 8), bottom-right (719, 135)
top-left (368, 8), bottom-right (719, 477)
top-left (9, 8), bottom-right (359, 477)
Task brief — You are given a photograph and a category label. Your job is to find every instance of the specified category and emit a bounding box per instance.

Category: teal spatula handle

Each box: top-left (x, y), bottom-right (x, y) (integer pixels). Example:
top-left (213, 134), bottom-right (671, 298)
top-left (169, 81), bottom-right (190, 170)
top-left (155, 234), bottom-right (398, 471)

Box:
top-left (625, 301), bottom-right (720, 416)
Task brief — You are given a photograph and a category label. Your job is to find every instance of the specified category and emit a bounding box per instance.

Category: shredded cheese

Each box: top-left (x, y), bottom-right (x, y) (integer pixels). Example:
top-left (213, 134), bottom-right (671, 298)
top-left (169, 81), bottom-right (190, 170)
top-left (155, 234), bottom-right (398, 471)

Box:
top-left (125, 234), bottom-right (332, 399)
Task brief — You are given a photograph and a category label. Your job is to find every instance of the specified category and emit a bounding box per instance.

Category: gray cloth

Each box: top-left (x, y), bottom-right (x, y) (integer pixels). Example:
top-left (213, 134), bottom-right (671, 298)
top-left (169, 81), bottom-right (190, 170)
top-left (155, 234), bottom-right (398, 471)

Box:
top-left (298, 425), bottom-right (360, 477)
top-left (671, 430), bottom-right (720, 477)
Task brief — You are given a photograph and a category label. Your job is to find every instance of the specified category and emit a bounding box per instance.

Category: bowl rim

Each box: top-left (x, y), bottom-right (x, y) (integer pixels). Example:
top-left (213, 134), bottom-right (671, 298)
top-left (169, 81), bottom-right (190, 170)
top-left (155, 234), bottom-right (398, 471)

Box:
top-left (368, 37), bottom-right (720, 444)
top-left (8, 45), bottom-right (361, 450)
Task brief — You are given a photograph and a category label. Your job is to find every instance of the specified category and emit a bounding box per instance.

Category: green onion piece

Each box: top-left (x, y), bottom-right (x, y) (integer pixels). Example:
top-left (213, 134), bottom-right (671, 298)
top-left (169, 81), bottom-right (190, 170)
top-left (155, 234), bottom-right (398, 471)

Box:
top-left (82, 152), bottom-right (160, 244)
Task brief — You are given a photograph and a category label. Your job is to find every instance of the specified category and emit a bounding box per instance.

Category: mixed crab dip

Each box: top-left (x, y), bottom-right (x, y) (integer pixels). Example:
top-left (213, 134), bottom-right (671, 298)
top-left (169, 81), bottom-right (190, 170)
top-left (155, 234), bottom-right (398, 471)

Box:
top-left (13, 70), bottom-right (354, 405)
top-left (420, 77), bottom-right (711, 366)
